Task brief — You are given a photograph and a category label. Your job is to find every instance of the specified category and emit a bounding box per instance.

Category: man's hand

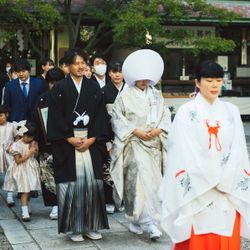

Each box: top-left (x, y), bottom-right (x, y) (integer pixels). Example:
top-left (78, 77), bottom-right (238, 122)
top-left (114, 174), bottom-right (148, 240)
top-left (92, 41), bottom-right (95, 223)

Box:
top-left (66, 137), bottom-right (85, 147)
top-left (76, 137), bottom-right (96, 152)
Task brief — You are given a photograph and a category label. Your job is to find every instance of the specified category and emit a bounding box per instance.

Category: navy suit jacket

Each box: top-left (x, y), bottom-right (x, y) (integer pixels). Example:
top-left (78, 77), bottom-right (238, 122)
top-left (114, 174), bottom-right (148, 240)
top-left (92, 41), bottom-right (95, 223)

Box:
top-left (4, 77), bottom-right (44, 122)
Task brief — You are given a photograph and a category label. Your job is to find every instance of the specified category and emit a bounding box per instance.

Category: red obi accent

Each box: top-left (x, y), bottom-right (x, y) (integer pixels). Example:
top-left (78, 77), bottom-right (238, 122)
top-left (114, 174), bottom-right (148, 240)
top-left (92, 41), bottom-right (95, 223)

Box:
top-left (206, 120), bottom-right (222, 151)
top-left (175, 170), bottom-right (186, 178)
top-left (244, 169), bottom-right (250, 176)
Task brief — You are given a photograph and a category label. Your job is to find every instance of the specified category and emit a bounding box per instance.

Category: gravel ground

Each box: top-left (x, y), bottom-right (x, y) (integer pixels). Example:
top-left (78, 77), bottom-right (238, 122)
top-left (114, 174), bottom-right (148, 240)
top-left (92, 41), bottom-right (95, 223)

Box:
top-left (241, 238), bottom-right (250, 250)
top-left (0, 226), bottom-right (12, 250)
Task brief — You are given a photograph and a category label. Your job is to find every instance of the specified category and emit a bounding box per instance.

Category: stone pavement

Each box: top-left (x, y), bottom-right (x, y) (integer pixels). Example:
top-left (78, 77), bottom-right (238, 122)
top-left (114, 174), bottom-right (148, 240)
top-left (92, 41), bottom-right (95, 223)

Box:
top-left (0, 190), bottom-right (171, 250)
top-left (0, 122), bottom-right (250, 250)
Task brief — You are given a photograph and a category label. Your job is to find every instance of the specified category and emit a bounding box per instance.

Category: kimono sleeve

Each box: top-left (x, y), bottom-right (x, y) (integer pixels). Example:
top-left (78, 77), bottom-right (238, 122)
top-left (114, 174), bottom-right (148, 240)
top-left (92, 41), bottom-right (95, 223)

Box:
top-left (157, 96), bottom-right (172, 134)
top-left (111, 95), bottom-right (137, 142)
top-left (88, 87), bottom-right (110, 140)
top-left (217, 105), bottom-right (250, 195)
top-left (47, 83), bottom-right (73, 141)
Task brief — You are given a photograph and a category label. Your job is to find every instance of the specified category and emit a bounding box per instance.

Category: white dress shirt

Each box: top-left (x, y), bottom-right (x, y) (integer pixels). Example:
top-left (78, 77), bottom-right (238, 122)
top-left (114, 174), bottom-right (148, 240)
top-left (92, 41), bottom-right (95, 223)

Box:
top-left (19, 78), bottom-right (30, 95)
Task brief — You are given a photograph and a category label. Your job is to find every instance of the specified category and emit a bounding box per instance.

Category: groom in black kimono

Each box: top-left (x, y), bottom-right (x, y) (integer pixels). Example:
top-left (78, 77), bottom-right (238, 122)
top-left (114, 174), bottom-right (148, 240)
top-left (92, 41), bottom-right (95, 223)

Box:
top-left (47, 49), bottom-right (109, 242)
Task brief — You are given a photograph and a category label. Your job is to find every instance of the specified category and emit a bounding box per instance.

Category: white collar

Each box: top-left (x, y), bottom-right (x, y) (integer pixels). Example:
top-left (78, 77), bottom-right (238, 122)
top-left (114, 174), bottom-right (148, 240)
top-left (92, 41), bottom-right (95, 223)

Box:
top-left (134, 85), bottom-right (149, 98)
top-left (19, 77), bottom-right (30, 85)
top-left (94, 75), bottom-right (106, 88)
top-left (196, 92), bottom-right (219, 108)
top-left (70, 75), bottom-right (82, 93)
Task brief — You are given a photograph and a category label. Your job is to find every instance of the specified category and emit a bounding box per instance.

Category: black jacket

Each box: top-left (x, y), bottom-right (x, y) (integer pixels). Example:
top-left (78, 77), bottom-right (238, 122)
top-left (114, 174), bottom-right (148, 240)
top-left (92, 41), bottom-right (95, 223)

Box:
top-left (47, 75), bottom-right (109, 183)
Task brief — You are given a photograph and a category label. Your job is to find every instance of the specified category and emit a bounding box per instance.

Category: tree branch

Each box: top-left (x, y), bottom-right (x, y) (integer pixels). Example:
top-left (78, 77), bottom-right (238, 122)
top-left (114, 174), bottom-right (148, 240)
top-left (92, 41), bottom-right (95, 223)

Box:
top-left (19, 19), bottom-right (42, 57)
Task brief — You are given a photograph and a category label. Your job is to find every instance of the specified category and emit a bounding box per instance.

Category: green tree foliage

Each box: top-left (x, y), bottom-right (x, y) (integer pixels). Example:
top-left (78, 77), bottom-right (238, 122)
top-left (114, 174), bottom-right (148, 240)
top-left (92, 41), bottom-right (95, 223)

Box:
top-left (85, 0), bottom-right (241, 55)
top-left (0, 0), bottom-right (62, 57)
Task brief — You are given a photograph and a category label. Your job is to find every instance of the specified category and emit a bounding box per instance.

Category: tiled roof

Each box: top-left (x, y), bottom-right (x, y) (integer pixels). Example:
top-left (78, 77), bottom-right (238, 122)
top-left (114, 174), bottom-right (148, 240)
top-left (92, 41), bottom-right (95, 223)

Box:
top-left (62, 0), bottom-right (250, 19)
top-left (209, 1), bottom-right (250, 18)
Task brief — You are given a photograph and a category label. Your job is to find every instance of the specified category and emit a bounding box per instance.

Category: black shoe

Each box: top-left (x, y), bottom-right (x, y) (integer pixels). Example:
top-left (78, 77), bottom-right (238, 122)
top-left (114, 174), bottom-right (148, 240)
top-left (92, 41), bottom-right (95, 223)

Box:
top-left (30, 191), bottom-right (38, 198)
top-left (22, 214), bottom-right (31, 222)
top-left (7, 197), bottom-right (15, 207)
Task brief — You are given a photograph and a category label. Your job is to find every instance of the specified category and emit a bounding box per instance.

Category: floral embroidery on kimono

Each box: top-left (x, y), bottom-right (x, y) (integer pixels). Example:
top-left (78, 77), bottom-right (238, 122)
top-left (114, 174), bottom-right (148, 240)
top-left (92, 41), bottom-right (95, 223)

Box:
top-left (159, 93), bottom-right (250, 243)
top-left (110, 86), bottom-right (171, 222)
top-left (236, 169), bottom-right (250, 191)
top-left (175, 169), bottom-right (192, 197)
top-left (221, 153), bottom-right (230, 166)
top-left (189, 110), bottom-right (198, 122)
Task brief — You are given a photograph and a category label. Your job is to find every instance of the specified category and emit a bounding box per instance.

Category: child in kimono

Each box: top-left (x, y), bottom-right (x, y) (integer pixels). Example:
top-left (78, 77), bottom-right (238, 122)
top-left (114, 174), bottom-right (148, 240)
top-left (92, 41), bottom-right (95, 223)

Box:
top-left (4, 121), bottom-right (41, 221)
top-left (110, 49), bottom-right (171, 240)
top-left (159, 60), bottom-right (250, 250)
top-left (0, 105), bottom-right (16, 206)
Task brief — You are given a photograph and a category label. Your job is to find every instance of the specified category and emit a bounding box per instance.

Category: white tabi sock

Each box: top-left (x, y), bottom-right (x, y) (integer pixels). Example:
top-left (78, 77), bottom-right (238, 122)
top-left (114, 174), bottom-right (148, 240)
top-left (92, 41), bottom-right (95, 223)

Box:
top-left (21, 206), bottom-right (29, 217)
top-left (7, 192), bottom-right (13, 199)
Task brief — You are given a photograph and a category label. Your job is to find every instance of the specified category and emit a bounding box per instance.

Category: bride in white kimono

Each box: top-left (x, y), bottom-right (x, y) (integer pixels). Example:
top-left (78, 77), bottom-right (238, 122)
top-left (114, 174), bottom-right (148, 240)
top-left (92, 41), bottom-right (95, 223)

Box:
top-left (110, 49), bottom-right (171, 240)
top-left (159, 60), bottom-right (250, 250)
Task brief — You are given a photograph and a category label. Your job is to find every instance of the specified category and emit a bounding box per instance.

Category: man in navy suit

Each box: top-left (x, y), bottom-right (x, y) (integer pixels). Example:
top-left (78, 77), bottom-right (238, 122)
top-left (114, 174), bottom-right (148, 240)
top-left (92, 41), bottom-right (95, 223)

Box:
top-left (4, 58), bottom-right (44, 122)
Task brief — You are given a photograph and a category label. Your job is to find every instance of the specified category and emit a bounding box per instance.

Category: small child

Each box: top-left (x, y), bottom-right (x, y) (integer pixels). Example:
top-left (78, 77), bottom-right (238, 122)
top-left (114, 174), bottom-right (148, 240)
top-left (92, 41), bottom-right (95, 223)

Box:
top-left (3, 121), bottom-right (41, 221)
top-left (0, 105), bottom-right (16, 206)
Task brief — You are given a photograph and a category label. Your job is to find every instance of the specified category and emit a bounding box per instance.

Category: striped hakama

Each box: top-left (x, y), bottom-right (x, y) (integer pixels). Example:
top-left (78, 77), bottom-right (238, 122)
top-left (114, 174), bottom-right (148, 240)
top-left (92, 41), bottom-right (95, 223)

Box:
top-left (57, 130), bottom-right (109, 234)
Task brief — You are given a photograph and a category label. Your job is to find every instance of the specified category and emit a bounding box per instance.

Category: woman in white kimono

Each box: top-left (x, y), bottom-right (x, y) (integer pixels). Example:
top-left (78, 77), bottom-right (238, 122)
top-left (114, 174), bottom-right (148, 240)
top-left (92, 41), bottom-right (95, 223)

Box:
top-left (159, 60), bottom-right (250, 250)
top-left (110, 49), bottom-right (171, 240)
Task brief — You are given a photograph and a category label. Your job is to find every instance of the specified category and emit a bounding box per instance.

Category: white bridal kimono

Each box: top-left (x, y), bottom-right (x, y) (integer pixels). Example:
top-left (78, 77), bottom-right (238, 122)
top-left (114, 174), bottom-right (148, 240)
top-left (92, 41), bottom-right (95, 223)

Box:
top-left (110, 86), bottom-right (171, 223)
top-left (159, 93), bottom-right (250, 243)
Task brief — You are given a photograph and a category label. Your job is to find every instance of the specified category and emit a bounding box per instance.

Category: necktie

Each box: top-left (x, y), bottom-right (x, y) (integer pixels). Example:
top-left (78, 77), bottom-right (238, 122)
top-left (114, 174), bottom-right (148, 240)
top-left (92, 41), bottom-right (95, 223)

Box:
top-left (21, 82), bottom-right (27, 97)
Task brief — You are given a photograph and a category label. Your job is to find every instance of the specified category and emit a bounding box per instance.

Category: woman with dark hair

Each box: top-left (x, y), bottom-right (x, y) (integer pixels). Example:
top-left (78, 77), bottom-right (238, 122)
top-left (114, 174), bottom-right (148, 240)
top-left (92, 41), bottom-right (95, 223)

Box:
top-left (47, 49), bottom-right (109, 241)
top-left (83, 63), bottom-right (92, 79)
top-left (38, 58), bottom-right (55, 80)
top-left (160, 60), bottom-right (250, 250)
top-left (33, 67), bottom-right (65, 220)
top-left (101, 60), bottom-right (126, 214)
top-left (37, 58), bottom-right (55, 91)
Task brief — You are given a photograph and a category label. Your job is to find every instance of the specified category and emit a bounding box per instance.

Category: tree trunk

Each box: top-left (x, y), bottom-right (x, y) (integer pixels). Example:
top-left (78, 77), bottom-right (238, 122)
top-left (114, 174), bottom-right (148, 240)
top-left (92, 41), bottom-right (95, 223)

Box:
top-left (20, 20), bottom-right (42, 57)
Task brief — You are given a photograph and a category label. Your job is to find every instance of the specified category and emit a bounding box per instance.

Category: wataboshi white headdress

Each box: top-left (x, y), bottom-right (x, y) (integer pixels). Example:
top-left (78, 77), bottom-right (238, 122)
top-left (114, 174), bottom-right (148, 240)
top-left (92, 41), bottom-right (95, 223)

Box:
top-left (122, 49), bottom-right (164, 87)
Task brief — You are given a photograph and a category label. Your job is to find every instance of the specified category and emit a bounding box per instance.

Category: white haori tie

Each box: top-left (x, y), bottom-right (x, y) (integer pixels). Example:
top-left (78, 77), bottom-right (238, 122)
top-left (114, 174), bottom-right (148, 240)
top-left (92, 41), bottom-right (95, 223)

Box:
top-left (73, 111), bottom-right (90, 126)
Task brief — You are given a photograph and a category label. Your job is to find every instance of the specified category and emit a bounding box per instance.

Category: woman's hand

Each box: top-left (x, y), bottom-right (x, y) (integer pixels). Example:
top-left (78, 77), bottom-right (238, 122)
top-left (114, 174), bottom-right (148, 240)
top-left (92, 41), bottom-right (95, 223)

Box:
top-left (133, 129), bottom-right (152, 141)
top-left (146, 128), bottom-right (162, 138)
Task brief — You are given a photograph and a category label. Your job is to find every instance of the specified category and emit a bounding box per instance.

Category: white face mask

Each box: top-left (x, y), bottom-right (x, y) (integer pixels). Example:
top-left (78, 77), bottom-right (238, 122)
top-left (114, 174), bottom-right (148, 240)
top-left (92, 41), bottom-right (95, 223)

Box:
top-left (94, 64), bottom-right (107, 76)
top-left (6, 67), bottom-right (11, 73)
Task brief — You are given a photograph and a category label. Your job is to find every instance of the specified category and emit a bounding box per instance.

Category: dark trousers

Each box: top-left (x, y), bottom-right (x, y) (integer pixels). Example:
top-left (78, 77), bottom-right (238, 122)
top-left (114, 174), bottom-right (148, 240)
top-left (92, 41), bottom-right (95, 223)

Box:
top-left (41, 182), bottom-right (57, 206)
